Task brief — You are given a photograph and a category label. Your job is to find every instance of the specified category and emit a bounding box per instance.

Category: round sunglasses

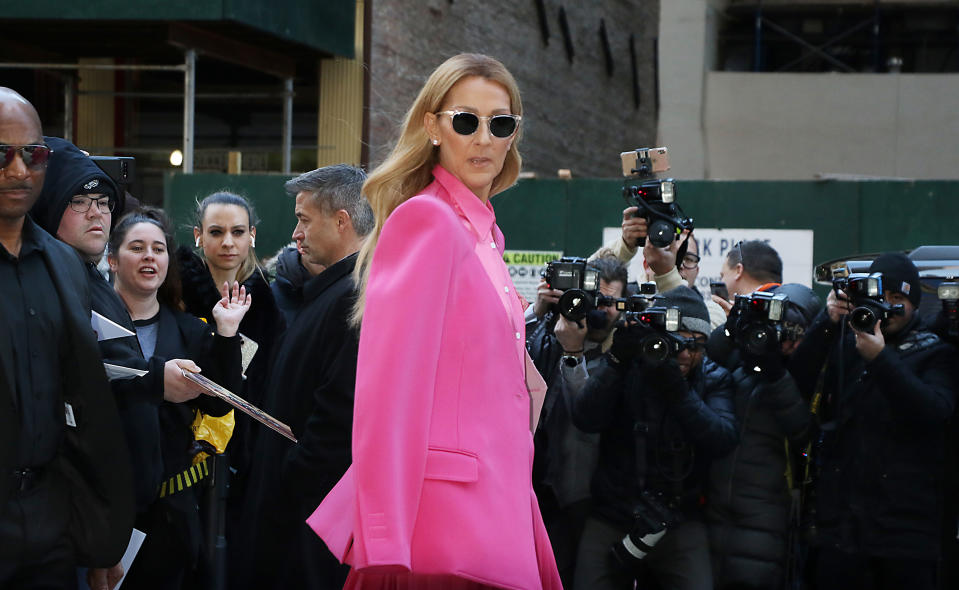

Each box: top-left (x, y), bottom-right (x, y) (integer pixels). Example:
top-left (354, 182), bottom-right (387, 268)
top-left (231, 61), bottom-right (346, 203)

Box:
top-left (435, 111), bottom-right (521, 138)
top-left (1, 144), bottom-right (52, 170)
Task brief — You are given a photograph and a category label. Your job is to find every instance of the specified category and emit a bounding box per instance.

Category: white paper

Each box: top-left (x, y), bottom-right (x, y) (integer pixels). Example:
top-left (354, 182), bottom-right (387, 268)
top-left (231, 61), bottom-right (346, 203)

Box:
top-left (91, 311), bottom-right (136, 342)
top-left (103, 363), bottom-right (149, 381)
top-left (114, 528), bottom-right (146, 590)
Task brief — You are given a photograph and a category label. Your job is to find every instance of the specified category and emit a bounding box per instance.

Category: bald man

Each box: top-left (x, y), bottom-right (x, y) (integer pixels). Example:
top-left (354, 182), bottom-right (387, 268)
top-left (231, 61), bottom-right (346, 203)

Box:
top-left (0, 88), bottom-right (133, 589)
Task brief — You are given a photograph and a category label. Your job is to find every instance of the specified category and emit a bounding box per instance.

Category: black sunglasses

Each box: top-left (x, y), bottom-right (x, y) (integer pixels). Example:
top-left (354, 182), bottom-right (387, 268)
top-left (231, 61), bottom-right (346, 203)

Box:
top-left (435, 111), bottom-right (521, 138)
top-left (1, 144), bottom-right (52, 170)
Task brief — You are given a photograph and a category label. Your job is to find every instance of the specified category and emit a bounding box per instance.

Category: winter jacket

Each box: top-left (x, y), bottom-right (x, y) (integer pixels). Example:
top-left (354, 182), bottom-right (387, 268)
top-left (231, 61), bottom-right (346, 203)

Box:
top-left (706, 360), bottom-right (811, 589)
top-left (790, 311), bottom-right (958, 560)
top-left (271, 245), bottom-right (314, 326)
top-left (571, 354), bottom-right (739, 527)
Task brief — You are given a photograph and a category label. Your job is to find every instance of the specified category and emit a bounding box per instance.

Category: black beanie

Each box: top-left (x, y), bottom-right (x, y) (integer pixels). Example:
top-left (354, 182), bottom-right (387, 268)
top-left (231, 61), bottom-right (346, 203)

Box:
top-left (660, 285), bottom-right (711, 336)
top-left (868, 252), bottom-right (921, 308)
top-left (30, 136), bottom-right (121, 236)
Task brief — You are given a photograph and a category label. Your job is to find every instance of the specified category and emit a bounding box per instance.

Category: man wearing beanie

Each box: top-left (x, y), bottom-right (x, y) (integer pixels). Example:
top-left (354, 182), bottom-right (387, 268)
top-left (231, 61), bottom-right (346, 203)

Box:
top-left (568, 285), bottom-right (738, 590)
top-left (791, 252), bottom-right (958, 590)
top-left (30, 137), bottom-right (207, 588)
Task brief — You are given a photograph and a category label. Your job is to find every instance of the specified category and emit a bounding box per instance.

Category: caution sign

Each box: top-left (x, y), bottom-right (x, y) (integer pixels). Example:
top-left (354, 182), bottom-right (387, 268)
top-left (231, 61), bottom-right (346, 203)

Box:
top-left (503, 250), bottom-right (563, 303)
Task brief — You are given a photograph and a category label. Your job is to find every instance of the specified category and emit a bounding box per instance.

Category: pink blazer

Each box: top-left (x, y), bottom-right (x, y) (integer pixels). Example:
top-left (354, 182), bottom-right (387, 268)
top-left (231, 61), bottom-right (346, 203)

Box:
top-left (308, 167), bottom-right (561, 589)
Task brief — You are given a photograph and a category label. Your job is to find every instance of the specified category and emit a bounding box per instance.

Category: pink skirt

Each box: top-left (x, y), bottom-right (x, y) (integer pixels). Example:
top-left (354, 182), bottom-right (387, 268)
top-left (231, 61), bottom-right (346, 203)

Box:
top-left (343, 572), bottom-right (502, 590)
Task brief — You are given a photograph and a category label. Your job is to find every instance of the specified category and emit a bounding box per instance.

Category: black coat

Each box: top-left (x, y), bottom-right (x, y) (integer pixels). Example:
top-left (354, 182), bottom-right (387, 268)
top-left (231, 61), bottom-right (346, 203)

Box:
top-left (791, 311), bottom-right (958, 559)
top-left (706, 354), bottom-right (811, 589)
top-left (0, 227), bottom-right (134, 567)
top-left (571, 354), bottom-right (739, 528)
top-left (271, 245), bottom-right (314, 327)
top-left (238, 253), bottom-right (359, 589)
top-left (176, 247), bottom-right (283, 482)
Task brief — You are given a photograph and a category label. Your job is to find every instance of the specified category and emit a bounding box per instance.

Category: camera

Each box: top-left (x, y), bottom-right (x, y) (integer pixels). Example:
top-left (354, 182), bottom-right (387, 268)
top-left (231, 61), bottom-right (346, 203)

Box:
top-left (832, 272), bottom-right (905, 332)
top-left (90, 155), bottom-right (135, 194)
top-left (617, 304), bottom-right (702, 365)
top-left (726, 291), bottom-right (790, 356)
top-left (613, 282), bottom-right (658, 315)
top-left (622, 180), bottom-right (694, 249)
top-left (612, 490), bottom-right (683, 568)
top-left (543, 257), bottom-right (603, 322)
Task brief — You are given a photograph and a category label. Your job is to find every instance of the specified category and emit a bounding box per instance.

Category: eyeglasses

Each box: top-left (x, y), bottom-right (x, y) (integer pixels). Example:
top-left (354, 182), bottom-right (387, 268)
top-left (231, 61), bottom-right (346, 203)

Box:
top-left (434, 111), bottom-right (521, 138)
top-left (69, 195), bottom-right (115, 215)
top-left (681, 253), bottom-right (700, 269)
top-left (1, 144), bottom-right (52, 170)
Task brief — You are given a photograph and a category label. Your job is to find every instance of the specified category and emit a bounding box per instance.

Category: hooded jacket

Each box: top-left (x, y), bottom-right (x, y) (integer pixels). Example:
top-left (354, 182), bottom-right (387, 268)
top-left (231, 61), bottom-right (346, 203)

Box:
top-left (30, 136), bottom-right (123, 236)
top-left (271, 245), bottom-right (314, 326)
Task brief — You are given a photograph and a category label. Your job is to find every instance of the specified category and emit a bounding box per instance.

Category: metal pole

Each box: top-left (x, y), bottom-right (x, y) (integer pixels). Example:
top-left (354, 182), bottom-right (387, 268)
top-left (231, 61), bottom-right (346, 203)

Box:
top-left (183, 49), bottom-right (196, 174)
top-left (63, 76), bottom-right (74, 143)
top-left (282, 78), bottom-right (293, 174)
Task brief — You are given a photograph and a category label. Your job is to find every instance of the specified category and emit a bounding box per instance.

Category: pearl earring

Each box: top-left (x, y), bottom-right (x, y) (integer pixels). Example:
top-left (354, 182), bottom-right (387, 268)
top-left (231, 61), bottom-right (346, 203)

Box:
top-left (432, 139), bottom-right (439, 146)
top-left (251, 237), bottom-right (256, 248)
top-left (195, 237), bottom-right (201, 248)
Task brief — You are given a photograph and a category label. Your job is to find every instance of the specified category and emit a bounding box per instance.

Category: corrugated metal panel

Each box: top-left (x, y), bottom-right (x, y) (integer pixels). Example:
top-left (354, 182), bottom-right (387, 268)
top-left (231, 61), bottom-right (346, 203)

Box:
top-left (76, 58), bottom-right (115, 156)
top-left (317, 0), bottom-right (364, 167)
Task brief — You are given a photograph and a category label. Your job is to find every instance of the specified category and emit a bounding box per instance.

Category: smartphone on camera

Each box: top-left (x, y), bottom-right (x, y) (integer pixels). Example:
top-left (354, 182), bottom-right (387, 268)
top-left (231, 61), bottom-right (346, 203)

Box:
top-left (620, 147), bottom-right (669, 177)
top-left (710, 281), bottom-right (729, 301)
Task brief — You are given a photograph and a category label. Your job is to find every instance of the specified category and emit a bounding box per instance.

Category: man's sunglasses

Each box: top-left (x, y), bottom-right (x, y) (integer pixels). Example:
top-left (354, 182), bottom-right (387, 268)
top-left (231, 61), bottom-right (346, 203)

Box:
top-left (1, 144), bottom-right (52, 170)
top-left (435, 111), bottom-right (521, 138)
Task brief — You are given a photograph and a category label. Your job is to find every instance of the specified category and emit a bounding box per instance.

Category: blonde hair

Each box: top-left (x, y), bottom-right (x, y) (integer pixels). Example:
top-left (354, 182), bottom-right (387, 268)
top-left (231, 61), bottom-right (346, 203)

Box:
top-left (351, 53), bottom-right (524, 325)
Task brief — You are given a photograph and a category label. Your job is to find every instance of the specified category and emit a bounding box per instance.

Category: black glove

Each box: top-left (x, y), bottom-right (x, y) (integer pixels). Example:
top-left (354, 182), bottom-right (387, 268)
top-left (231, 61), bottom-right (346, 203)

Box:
top-left (644, 358), bottom-right (688, 402)
top-left (608, 322), bottom-right (642, 368)
top-left (744, 350), bottom-right (786, 382)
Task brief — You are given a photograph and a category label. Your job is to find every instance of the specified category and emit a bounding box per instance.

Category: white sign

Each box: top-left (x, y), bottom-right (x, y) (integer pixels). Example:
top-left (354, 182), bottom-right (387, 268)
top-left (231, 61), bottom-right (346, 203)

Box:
top-left (600, 227), bottom-right (815, 299)
top-left (503, 250), bottom-right (563, 303)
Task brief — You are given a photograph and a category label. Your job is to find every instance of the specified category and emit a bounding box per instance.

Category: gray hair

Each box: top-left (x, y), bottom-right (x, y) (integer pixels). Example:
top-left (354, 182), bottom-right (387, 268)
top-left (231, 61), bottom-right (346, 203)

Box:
top-left (285, 164), bottom-right (373, 236)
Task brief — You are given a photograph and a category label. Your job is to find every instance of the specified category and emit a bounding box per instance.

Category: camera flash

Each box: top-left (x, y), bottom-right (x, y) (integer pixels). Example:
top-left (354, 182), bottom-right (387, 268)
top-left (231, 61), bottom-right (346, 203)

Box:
top-left (939, 282), bottom-right (959, 301)
top-left (666, 308), bottom-right (680, 332)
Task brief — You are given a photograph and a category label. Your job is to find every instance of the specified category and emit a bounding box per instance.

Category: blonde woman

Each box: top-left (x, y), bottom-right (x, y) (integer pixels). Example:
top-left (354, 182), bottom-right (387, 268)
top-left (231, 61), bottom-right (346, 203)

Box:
top-left (308, 54), bottom-right (561, 589)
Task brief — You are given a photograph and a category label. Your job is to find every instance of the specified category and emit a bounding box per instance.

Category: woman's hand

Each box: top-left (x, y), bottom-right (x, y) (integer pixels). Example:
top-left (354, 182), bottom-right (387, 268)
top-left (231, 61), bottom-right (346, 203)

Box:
top-left (211, 281), bottom-right (252, 337)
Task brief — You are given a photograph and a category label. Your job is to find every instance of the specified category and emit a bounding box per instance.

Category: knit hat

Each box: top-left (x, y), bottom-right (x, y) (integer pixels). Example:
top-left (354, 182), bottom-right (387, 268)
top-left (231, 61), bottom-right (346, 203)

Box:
top-left (30, 136), bottom-right (121, 235)
top-left (660, 285), bottom-right (711, 336)
top-left (774, 283), bottom-right (823, 328)
top-left (868, 252), bottom-right (921, 308)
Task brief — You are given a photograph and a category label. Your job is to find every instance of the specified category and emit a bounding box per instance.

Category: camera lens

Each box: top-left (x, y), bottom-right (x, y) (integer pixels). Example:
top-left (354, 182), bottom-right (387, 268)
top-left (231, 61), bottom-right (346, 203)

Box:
top-left (850, 306), bottom-right (878, 332)
top-left (647, 219), bottom-right (675, 248)
top-left (641, 335), bottom-right (671, 364)
top-left (745, 325), bottom-right (771, 356)
top-left (558, 289), bottom-right (592, 322)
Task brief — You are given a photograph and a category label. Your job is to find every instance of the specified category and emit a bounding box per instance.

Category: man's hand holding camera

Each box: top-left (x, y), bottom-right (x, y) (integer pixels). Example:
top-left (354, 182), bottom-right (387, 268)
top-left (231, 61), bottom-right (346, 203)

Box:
top-left (621, 206), bottom-right (649, 249)
top-left (825, 288), bottom-right (853, 324)
top-left (826, 288), bottom-right (885, 361)
top-left (555, 315), bottom-right (587, 357)
top-left (534, 277), bottom-right (564, 320)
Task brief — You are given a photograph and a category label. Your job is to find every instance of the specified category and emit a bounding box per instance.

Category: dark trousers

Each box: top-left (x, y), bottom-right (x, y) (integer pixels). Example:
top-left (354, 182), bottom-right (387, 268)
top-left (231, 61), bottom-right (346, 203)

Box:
top-left (0, 472), bottom-right (76, 590)
top-left (815, 546), bottom-right (937, 590)
top-left (573, 516), bottom-right (712, 590)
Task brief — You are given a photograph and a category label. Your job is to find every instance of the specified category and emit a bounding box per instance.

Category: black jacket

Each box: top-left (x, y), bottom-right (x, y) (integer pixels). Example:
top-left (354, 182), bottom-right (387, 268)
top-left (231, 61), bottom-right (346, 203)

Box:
top-left (271, 245), bottom-right (314, 326)
top-left (571, 353), bottom-right (739, 527)
top-left (791, 310), bottom-right (958, 559)
top-left (0, 223), bottom-right (134, 566)
top-left (527, 311), bottom-right (601, 510)
top-left (706, 350), bottom-right (811, 589)
top-left (238, 253), bottom-right (359, 589)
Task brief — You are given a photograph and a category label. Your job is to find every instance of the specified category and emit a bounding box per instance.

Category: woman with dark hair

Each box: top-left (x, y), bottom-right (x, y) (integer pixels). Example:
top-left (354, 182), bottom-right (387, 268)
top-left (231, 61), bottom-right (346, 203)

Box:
top-left (308, 53), bottom-right (561, 589)
top-left (108, 207), bottom-right (250, 589)
top-left (174, 191), bottom-right (284, 547)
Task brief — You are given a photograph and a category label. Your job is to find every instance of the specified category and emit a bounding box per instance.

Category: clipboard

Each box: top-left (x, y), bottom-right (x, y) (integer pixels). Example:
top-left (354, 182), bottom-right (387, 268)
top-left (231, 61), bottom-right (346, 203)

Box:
top-left (181, 370), bottom-right (297, 443)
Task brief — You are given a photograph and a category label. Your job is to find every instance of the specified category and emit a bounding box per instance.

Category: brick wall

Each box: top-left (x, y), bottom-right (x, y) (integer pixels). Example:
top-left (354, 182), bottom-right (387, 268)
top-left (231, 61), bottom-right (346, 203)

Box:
top-left (367, 0), bottom-right (660, 178)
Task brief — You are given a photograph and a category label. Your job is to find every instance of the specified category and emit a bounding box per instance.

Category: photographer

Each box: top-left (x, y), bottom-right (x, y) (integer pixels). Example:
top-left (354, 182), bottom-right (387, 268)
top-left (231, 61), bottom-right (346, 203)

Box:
top-left (790, 253), bottom-right (958, 590)
top-left (713, 240), bottom-right (783, 314)
top-left (569, 286), bottom-right (738, 590)
top-left (592, 207), bottom-right (725, 329)
top-left (527, 256), bottom-right (628, 587)
top-left (704, 283), bottom-right (822, 590)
